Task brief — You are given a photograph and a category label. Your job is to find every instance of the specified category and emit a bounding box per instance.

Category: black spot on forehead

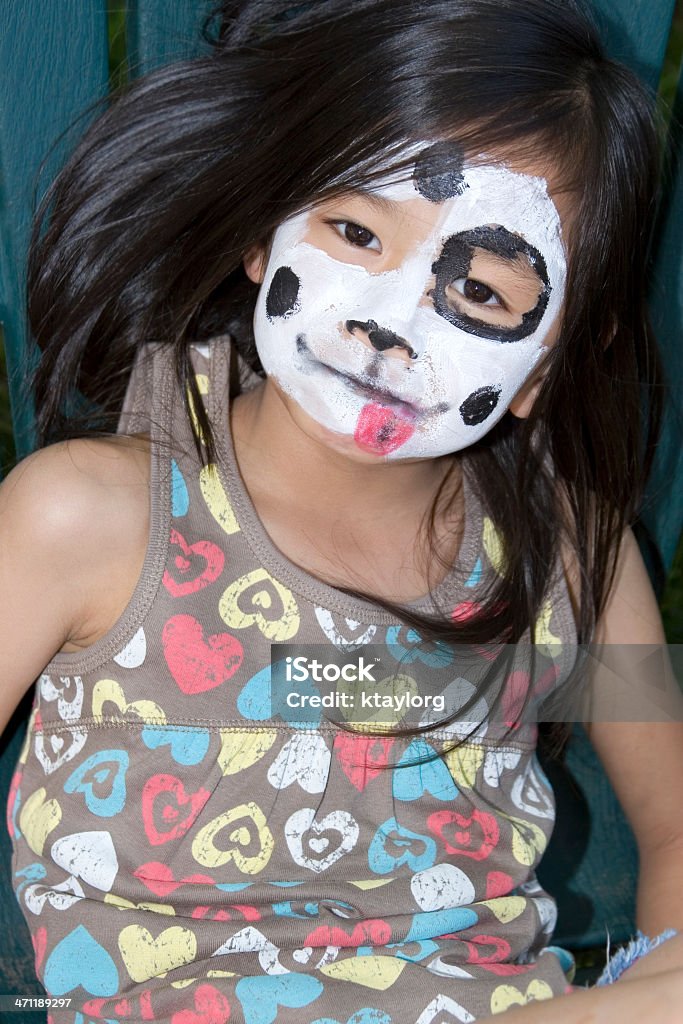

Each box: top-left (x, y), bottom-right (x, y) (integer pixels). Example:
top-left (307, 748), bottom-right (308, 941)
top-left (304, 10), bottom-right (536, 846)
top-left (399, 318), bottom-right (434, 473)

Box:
top-left (266, 266), bottom-right (301, 320)
top-left (413, 142), bottom-right (466, 203)
top-left (459, 385), bottom-right (502, 426)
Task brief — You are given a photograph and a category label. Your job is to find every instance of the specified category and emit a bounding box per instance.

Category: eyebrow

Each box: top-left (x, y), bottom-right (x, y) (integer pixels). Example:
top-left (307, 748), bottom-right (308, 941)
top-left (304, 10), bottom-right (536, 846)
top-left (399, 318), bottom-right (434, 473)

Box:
top-left (474, 248), bottom-right (543, 278)
top-left (331, 186), bottom-right (405, 215)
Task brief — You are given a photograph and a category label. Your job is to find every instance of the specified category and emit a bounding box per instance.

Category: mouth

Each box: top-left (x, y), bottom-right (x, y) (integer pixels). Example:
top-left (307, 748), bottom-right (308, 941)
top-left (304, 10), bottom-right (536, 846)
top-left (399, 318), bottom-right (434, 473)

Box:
top-left (295, 334), bottom-right (446, 419)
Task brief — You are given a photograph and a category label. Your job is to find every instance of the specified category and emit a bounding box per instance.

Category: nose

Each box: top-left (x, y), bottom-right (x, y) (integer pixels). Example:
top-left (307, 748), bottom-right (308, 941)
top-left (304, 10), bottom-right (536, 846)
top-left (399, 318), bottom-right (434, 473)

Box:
top-left (345, 319), bottom-right (417, 361)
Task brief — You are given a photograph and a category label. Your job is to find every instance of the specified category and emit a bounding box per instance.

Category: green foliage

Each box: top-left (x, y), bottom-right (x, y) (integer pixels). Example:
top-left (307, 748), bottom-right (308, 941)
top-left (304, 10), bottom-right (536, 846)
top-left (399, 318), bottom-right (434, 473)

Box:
top-left (659, 2), bottom-right (683, 110)
top-left (661, 534), bottom-right (683, 641)
top-left (108, 2), bottom-right (128, 91)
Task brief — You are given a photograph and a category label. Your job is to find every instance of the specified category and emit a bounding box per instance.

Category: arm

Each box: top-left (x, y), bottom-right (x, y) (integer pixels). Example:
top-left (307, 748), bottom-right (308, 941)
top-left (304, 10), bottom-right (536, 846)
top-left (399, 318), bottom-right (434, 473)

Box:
top-left (582, 530), bottom-right (683, 978)
top-left (488, 532), bottom-right (683, 1019)
top-left (0, 438), bottom-right (149, 736)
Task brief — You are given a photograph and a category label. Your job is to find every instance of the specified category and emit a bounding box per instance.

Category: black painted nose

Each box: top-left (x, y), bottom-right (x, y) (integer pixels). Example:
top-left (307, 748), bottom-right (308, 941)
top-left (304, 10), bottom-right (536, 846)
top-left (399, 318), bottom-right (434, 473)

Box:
top-left (346, 319), bottom-right (417, 360)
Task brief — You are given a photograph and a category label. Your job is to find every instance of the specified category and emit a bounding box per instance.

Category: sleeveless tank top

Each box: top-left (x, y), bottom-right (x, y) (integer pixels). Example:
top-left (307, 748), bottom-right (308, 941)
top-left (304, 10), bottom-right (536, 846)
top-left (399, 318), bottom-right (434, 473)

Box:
top-left (9, 337), bottom-right (578, 1023)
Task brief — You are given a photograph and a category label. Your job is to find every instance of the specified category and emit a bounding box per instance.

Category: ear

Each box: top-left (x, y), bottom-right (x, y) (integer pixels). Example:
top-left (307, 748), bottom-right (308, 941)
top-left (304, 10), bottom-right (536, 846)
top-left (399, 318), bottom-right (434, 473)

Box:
top-left (243, 245), bottom-right (267, 284)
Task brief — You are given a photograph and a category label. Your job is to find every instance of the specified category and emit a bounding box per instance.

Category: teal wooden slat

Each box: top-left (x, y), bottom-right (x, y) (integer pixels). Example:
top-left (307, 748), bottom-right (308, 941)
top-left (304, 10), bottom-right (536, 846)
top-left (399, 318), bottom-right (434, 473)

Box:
top-left (126, 0), bottom-right (212, 77)
top-left (647, 62), bottom-right (683, 572)
top-left (589, 0), bottom-right (677, 90)
top-left (588, 0), bottom-right (682, 573)
top-left (0, 0), bottom-right (110, 459)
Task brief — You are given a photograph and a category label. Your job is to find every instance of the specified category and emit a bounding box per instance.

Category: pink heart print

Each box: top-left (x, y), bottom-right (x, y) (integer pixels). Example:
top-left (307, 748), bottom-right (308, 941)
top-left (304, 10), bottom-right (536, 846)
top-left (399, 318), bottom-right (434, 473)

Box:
top-left (134, 861), bottom-right (216, 897)
top-left (171, 983), bottom-right (231, 1024)
top-left (162, 614), bottom-right (244, 694)
top-left (304, 918), bottom-right (392, 948)
top-left (163, 528), bottom-right (225, 597)
top-left (333, 734), bottom-right (396, 791)
top-left (427, 808), bottom-right (500, 861)
top-left (141, 773), bottom-right (211, 845)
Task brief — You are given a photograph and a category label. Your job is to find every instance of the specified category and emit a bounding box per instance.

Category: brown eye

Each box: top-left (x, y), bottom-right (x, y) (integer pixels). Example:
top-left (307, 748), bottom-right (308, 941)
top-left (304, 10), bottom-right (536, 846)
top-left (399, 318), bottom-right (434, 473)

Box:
top-left (462, 278), bottom-right (496, 304)
top-left (325, 218), bottom-right (382, 252)
top-left (343, 222), bottom-right (378, 248)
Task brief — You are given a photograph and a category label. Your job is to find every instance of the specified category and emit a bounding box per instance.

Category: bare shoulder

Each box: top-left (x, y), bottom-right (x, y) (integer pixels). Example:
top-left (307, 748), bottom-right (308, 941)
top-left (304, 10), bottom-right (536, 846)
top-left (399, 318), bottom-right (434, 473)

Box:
top-left (1, 436), bottom-right (149, 546)
top-left (1, 434), bottom-right (149, 499)
top-left (0, 436), bottom-right (151, 653)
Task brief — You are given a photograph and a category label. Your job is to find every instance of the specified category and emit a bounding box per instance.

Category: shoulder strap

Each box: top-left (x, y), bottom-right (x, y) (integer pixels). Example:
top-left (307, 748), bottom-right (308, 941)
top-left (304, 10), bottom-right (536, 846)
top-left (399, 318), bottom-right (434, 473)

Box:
top-left (117, 344), bottom-right (158, 437)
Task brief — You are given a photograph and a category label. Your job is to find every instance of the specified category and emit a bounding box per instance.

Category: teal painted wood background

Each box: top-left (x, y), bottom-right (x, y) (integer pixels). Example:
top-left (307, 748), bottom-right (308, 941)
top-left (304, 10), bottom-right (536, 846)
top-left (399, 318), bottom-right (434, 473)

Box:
top-left (0, 1), bottom-right (110, 457)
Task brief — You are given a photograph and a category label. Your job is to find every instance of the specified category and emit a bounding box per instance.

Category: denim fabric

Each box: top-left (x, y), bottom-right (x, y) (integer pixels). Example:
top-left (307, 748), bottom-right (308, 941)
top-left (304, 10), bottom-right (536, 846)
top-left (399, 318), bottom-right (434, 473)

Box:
top-left (596, 928), bottom-right (678, 985)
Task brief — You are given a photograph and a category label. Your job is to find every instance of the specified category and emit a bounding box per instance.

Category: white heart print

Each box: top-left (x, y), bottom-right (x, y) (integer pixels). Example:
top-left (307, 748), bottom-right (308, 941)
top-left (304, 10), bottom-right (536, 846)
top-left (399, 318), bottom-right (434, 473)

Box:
top-left (267, 732), bottom-right (331, 793)
top-left (50, 830), bottom-right (119, 892)
top-left (285, 808), bottom-right (359, 872)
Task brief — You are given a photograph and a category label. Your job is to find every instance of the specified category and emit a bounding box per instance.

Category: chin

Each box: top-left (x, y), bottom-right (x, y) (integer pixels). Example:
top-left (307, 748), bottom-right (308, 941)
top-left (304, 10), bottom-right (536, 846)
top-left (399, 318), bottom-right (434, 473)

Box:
top-left (283, 396), bottom-right (424, 465)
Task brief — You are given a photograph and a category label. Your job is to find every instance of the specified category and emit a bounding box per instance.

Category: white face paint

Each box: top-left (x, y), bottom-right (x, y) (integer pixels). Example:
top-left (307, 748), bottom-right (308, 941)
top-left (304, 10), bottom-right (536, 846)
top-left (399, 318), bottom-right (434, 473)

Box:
top-left (252, 149), bottom-right (566, 459)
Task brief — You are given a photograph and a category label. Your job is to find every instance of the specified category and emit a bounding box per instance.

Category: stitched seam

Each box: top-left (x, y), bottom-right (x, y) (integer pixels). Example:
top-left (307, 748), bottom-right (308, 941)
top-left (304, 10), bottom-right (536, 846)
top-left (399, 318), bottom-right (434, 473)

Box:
top-left (31, 718), bottom-right (537, 751)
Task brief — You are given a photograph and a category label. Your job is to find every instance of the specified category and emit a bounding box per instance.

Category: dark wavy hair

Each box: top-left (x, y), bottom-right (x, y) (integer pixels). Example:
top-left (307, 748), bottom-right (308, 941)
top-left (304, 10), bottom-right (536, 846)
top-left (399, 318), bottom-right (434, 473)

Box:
top-left (27, 0), bottom-right (662, 692)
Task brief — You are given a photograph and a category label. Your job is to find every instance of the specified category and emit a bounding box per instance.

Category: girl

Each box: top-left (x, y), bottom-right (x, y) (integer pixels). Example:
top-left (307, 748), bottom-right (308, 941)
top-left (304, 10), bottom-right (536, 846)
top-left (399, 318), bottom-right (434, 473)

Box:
top-left (2, 1), bottom-right (683, 1021)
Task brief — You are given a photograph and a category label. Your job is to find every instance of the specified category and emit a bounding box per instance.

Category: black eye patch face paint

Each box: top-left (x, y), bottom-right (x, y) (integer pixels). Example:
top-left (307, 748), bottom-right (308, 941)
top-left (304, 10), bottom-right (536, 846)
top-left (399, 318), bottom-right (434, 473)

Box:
top-left (459, 384), bottom-right (502, 426)
top-left (266, 266), bottom-right (301, 320)
top-left (431, 227), bottom-right (550, 342)
top-left (413, 142), bottom-right (467, 203)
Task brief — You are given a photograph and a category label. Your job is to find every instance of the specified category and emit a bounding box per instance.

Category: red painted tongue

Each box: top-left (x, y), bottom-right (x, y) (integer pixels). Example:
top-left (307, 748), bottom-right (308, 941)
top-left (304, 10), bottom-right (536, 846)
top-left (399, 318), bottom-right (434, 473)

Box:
top-left (354, 402), bottom-right (415, 455)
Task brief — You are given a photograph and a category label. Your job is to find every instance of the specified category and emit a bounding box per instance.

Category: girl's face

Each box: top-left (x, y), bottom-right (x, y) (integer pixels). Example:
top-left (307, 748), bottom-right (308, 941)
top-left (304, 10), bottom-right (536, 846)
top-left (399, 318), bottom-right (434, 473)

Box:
top-left (247, 143), bottom-right (567, 460)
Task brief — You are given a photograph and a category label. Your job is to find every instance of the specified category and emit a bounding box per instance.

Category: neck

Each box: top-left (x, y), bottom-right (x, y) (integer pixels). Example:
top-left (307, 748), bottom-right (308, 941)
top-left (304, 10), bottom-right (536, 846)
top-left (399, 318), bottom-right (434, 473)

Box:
top-left (230, 378), bottom-right (456, 528)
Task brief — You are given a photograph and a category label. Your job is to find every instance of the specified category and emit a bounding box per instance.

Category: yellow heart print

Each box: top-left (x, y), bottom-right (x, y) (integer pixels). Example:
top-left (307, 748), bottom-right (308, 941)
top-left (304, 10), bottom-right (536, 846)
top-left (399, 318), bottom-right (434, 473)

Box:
top-left (192, 801), bottom-right (274, 873)
top-left (19, 788), bottom-right (62, 855)
top-left (483, 517), bottom-right (506, 576)
top-left (219, 569), bottom-right (300, 641)
top-left (118, 924), bottom-right (197, 983)
top-left (320, 956), bottom-right (407, 990)
top-left (490, 980), bottom-right (554, 1013)
top-left (188, 373), bottom-right (210, 446)
top-left (200, 464), bottom-right (240, 535)
top-left (444, 743), bottom-right (485, 788)
top-left (218, 729), bottom-right (278, 775)
top-left (92, 679), bottom-right (165, 725)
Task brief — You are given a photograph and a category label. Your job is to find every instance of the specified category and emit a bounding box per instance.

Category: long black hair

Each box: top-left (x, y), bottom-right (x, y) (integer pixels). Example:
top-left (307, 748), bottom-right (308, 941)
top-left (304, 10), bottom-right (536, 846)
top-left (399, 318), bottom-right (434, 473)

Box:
top-left (27, 0), bottom-right (663, 684)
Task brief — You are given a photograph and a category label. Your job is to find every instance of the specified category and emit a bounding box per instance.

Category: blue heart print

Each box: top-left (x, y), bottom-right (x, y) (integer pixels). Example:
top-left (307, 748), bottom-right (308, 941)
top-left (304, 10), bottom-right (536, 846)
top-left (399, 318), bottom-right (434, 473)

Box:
top-left (386, 938), bottom-right (439, 962)
top-left (392, 740), bottom-right (459, 802)
top-left (385, 626), bottom-right (454, 668)
top-left (64, 749), bottom-right (129, 817)
top-left (171, 459), bottom-right (189, 517)
top-left (464, 557), bottom-right (483, 588)
top-left (405, 907), bottom-right (479, 942)
top-left (273, 900), bottom-right (321, 918)
top-left (8, 782), bottom-right (21, 839)
top-left (235, 973), bottom-right (324, 1024)
top-left (14, 862), bottom-right (47, 900)
top-left (368, 817), bottom-right (437, 874)
top-left (312, 1011), bottom-right (393, 1024)
top-left (141, 725), bottom-right (211, 765)
top-left (237, 660), bottom-right (321, 727)
top-left (44, 925), bottom-right (120, 995)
